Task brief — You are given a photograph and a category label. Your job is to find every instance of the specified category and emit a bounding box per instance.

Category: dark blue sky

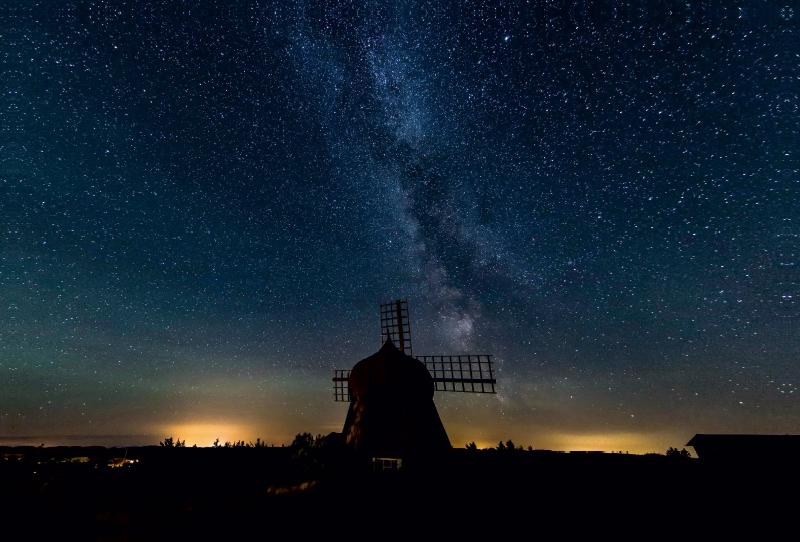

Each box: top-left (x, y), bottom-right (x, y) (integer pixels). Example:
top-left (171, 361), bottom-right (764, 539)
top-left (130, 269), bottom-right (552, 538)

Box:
top-left (1, 1), bottom-right (796, 451)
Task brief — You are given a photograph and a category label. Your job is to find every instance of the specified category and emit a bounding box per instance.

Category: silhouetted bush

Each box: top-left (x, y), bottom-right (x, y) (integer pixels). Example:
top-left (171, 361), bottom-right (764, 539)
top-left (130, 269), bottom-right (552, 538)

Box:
top-left (210, 437), bottom-right (269, 449)
top-left (666, 447), bottom-right (692, 458)
top-left (495, 439), bottom-right (523, 451)
top-left (289, 433), bottom-right (329, 474)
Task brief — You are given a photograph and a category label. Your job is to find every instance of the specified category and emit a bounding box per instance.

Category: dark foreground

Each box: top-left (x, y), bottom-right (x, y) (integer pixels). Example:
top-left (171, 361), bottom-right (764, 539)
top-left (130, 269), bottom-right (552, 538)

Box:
top-left (1, 446), bottom-right (795, 539)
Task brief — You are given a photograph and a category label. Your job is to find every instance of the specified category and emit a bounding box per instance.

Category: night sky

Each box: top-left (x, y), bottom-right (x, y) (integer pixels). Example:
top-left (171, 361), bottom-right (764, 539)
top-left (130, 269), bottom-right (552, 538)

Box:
top-left (1, 2), bottom-right (797, 452)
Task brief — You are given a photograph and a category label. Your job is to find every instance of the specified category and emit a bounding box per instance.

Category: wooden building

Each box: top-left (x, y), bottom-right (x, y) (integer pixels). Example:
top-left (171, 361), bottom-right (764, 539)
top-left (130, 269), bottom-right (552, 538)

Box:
top-left (687, 434), bottom-right (800, 462)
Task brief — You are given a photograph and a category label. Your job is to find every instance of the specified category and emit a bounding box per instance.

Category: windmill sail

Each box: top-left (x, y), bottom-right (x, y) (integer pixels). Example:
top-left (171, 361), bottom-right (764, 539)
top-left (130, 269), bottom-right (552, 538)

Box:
top-left (418, 355), bottom-right (496, 393)
top-left (380, 299), bottom-right (412, 355)
top-left (333, 300), bottom-right (496, 401)
top-left (333, 370), bottom-right (351, 401)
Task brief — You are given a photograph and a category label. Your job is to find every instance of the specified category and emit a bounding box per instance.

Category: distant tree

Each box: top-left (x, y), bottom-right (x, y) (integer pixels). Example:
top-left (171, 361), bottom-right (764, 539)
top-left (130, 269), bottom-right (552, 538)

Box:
top-left (496, 439), bottom-right (523, 451)
top-left (527, 446), bottom-right (533, 451)
top-left (291, 433), bottom-right (318, 455)
top-left (212, 438), bottom-right (221, 448)
top-left (175, 439), bottom-right (185, 448)
top-left (666, 447), bottom-right (692, 458)
top-left (160, 437), bottom-right (174, 447)
top-left (290, 432), bottom-right (329, 472)
top-left (466, 442), bottom-right (478, 451)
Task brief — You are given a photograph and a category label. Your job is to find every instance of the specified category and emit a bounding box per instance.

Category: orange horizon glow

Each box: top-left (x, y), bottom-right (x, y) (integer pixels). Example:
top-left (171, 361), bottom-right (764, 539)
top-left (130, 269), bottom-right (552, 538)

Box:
top-left (157, 423), bottom-right (271, 447)
top-left (0, 428), bottom-right (688, 454)
top-left (158, 422), bottom-right (683, 453)
top-left (453, 430), bottom-right (685, 455)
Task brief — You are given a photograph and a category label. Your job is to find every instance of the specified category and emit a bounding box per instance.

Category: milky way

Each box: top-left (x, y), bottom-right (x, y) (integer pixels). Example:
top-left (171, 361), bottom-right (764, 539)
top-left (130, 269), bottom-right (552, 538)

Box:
top-left (1, 2), bottom-right (797, 451)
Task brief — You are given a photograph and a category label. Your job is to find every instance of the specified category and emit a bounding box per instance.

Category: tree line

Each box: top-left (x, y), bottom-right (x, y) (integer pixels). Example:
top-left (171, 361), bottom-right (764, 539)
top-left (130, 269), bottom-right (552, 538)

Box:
top-left (465, 440), bottom-right (692, 457)
top-left (465, 440), bottom-right (530, 451)
top-left (159, 437), bottom-right (277, 448)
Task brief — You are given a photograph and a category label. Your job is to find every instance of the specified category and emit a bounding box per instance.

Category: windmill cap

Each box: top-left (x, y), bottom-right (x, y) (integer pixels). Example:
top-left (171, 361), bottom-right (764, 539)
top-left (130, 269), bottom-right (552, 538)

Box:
top-left (349, 340), bottom-right (433, 399)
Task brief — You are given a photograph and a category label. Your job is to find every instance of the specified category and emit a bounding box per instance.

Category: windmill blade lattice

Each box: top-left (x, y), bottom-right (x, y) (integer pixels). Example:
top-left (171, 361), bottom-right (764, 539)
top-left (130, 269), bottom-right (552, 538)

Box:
top-left (332, 300), bottom-right (496, 401)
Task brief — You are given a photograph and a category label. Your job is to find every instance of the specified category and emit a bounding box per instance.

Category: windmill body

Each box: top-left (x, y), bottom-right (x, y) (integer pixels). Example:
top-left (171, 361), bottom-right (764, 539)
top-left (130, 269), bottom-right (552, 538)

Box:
top-left (342, 339), bottom-right (451, 458)
top-left (333, 300), bottom-right (496, 463)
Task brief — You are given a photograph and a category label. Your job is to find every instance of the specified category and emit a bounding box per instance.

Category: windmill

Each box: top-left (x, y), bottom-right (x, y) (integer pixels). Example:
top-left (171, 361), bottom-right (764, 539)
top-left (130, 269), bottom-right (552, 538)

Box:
top-left (332, 299), bottom-right (496, 464)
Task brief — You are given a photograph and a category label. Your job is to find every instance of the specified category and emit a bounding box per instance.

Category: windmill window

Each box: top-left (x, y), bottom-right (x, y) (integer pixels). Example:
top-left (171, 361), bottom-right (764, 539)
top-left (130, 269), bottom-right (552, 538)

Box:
top-left (373, 457), bottom-right (402, 471)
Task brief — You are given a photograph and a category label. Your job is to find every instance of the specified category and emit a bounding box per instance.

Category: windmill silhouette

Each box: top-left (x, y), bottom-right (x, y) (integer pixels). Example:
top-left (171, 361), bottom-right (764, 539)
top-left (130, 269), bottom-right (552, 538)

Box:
top-left (332, 299), bottom-right (496, 462)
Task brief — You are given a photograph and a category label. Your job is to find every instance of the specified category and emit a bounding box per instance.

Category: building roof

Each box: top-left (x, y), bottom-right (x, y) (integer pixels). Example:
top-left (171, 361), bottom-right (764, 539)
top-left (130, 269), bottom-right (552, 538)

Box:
top-left (348, 339), bottom-right (433, 399)
top-left (686, 434), bottom-right (800, 446)
top-left (686, 434), bottom-right (800, 460)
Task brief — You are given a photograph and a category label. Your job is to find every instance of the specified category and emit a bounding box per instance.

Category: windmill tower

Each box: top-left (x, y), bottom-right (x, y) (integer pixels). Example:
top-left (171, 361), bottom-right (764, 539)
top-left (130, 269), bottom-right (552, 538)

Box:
top-left (332, 299), bottom-right (496, 465)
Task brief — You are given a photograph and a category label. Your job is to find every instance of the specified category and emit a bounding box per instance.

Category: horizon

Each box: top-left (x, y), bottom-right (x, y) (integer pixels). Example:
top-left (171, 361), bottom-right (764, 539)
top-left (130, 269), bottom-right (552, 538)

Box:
top-left (0, 432), bottom-right (688, 455)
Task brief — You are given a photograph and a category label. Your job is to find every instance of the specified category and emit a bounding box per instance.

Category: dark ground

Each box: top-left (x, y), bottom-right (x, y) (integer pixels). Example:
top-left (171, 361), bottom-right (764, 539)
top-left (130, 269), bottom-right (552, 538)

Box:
top-left (1, 446), bottom-right (795, 540)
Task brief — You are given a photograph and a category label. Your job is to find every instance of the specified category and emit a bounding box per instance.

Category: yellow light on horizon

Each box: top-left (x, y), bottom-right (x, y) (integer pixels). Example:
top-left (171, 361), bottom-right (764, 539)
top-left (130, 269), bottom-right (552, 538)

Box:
top-left (538, 431), bottom-right (671, 454)
top-left (458, 431), bottom-right (676, 454)
top-left (157, 423), bottom-right (256, 447)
